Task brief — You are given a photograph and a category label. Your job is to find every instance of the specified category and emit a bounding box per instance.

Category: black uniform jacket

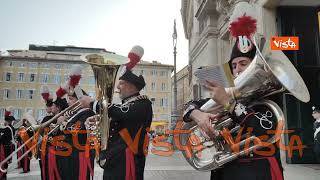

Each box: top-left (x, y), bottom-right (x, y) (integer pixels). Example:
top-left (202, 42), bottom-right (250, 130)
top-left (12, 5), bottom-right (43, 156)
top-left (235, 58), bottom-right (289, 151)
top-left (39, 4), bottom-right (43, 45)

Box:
top-left (183, 98), bottom-right (283, 180)
top-left (313, 120), bottom-right (320, 154)
top-left (92, 93), bottom-right (153, 180)
top-left (0, 126), bottom-right (13, 146)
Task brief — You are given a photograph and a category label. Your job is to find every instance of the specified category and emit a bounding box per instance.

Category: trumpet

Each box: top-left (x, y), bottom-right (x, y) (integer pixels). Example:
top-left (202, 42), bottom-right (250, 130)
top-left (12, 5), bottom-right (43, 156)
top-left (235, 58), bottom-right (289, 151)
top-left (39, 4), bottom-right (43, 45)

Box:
top-left (0, 101), bottom-right (82, 173)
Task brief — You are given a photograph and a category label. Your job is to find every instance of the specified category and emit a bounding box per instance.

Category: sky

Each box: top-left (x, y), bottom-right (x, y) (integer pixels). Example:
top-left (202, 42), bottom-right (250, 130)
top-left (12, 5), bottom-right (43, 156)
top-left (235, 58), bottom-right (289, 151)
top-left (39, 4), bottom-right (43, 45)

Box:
top-left (0, 0), bottom-right (188, 71)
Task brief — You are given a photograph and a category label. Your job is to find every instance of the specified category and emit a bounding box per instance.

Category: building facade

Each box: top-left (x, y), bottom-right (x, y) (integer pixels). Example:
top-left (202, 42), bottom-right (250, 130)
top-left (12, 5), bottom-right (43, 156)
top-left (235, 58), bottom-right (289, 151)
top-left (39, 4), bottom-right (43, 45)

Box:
top-left (0, 45), bottom-right (173, 134)
top-left (131, 61), bottom-right (174, 134)
top-left (173, 65), bottom-right (191, 116)
top-left (181, 0), bottom-right (320, 163)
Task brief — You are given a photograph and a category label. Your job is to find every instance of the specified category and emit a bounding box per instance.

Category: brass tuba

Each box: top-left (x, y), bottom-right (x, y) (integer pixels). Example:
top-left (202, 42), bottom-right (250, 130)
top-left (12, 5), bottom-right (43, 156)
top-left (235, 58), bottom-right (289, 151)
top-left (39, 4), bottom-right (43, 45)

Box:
top-left (83, 52), bottom-right (128, 168)
top-left (179, 37), bottom-right (310, 171)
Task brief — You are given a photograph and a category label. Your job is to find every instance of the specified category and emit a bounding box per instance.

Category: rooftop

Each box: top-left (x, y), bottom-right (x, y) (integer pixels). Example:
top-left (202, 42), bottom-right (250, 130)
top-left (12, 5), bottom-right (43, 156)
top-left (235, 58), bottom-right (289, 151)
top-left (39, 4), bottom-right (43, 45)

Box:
top-left (28, 44), bottom-right (113, 54)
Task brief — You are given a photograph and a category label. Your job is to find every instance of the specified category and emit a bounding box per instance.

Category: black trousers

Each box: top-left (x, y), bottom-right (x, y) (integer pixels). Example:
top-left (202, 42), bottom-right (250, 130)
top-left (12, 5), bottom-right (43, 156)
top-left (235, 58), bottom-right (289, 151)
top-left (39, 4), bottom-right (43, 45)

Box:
top-left (103, 154), bottom-right (145, 180)
top-left (314, 141), bottom-right (320, 162)
top-left (57, 150), bottom-right (95, 180)
top-left (210, 158), bottom-right (283, 180)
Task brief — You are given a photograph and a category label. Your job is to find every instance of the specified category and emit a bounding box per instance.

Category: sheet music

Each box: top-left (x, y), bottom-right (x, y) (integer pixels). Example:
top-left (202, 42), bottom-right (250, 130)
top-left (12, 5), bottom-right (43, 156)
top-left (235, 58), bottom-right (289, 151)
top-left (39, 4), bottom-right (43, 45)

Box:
top-left (194, 63), bottom-right (234, 88)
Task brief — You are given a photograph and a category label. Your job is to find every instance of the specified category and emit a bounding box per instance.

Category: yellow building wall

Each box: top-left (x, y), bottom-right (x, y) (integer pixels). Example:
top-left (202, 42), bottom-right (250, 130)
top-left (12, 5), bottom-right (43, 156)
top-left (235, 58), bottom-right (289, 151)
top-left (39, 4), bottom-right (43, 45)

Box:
top-left (0, 57), bottom-right (173, 134)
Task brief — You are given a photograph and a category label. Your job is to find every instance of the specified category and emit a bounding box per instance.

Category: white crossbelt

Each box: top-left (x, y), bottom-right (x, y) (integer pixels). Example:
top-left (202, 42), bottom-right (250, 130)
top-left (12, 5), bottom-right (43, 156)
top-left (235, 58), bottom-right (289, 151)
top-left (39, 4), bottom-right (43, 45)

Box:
top-left (314, 126), bottom-right (320, 139)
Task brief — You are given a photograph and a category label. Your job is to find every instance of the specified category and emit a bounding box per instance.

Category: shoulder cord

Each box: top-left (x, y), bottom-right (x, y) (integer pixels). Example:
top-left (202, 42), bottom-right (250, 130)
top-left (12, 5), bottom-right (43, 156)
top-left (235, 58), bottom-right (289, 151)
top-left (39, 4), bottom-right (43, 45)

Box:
top-left (114, 95), bottom-right (149, 113)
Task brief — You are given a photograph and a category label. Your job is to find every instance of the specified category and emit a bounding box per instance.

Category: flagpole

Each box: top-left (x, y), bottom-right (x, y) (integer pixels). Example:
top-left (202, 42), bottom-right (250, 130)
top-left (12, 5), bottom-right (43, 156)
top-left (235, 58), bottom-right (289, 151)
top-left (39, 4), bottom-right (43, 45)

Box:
top-left (172, 19), bottom-right (178, 131)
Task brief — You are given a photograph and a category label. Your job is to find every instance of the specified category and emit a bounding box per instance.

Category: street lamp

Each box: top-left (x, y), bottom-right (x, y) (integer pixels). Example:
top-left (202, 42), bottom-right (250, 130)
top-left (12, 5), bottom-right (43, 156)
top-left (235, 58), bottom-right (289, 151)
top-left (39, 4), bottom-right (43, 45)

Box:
top-left (171, 19), bottom-right (178, 131)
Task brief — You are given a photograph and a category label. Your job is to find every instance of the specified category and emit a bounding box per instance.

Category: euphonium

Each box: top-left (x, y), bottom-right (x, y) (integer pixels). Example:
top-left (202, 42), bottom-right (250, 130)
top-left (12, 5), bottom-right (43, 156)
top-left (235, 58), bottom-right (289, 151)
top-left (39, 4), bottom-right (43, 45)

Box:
top-left (83, 52), bottom-right (128, 168)
top-left (180, 37), bottom-right (310, 171)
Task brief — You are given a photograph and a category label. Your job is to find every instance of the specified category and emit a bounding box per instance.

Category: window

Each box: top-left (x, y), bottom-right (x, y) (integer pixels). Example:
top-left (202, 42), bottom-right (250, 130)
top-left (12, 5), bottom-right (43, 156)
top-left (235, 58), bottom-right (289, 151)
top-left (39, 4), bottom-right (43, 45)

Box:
top-left (151, 70), bottom-right (157, 76)
top-left (5, 72), bottom-right (12, 81)
top-left (161, 83), bottom-right (166, 91)
top-left (25, 108), bottom-right (33, 113)
top-left (160, 98), bottom-right (164, 107)
top-left (64, 74), bottom-right (69, 82)
top-left (151, 98), bottom-right (156, 106)
top-left (160, 71), bottom-right (167, 77)
top-left (16, 89), bottom-right (23, 99)
top-left (29, 62), bottom-right (37, 68)
top-left (18, 62), bottom-right (25, 68)
top-left (41, 74), bottom-right (49, 83)
top-left (30, 74), bottom-right (36, 82)
top-left (160, 98), bottom-right (163, 107)
top-left (13, 109), bottom-right (22, 119)
top-left (6, 61), bottom-right (13, 67)
top-left (160, 98), bottom-right (168, 107)
top-left (151, 82), bottom-right (156, 91)
top-left (0, 108), bottom-right (4, 119)
top-left (53, 75), bottom-right (61, 84)
top-left (27, 90), bottom-right (34, 99)
top-left (55, 64), bottom-right (63, 69)
top-left (65, 64), bottom-right (72, 69)
top-left (18, 73), bottom-right (24, 82)
top-left (4, 89), bottom-right (10, 99)
top-left (41, 63), bottom-right (50, 68)
top-left (37, 109), bottom-right (46, 120)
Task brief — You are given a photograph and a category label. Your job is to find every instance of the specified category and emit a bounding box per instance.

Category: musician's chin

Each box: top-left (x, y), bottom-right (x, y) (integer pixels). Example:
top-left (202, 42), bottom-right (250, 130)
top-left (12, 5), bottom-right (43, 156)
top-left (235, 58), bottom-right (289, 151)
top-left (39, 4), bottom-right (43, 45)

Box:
top-left (118, 93), bottom-right (126, 100)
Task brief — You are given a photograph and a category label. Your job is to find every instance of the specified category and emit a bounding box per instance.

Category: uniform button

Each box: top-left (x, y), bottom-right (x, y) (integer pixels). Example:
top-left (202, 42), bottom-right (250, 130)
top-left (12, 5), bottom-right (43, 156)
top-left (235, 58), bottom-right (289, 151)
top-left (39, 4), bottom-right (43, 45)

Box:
top-left (111, 128), bottom-right (114, 131)
top-left (110, 135), bottom-right (113, 138)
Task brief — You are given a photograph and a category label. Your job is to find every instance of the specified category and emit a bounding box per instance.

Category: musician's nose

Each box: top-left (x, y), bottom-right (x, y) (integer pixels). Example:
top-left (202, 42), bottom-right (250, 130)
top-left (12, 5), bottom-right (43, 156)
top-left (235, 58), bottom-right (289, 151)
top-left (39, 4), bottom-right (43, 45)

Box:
top-left (233, 64), bottom-right (242, 77)
top-left (235, 63), bottom-right (249, 77)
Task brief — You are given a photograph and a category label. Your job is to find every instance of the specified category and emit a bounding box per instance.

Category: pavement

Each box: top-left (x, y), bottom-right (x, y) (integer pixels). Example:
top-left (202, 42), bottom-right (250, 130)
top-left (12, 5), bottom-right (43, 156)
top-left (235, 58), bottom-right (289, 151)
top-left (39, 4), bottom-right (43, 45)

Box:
top-left (5, 151), bottom-right (320, 180)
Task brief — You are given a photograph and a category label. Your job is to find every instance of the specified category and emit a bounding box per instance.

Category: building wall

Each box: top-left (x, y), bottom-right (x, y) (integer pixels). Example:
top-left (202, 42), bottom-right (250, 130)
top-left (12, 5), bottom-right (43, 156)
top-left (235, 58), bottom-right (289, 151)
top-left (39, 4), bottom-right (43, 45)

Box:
top-left (0, 57), bottom-right (94, 121)
top-left (181, 0), bottom-right (320, 163)
top-left (132, 62), bottom-right (173, 134)
top-left (181, 0), bottom-right (279, 99)
top-left (174, 65), bottom-right (191, 116)
top-left (0, 49), bottom-right (173, 134)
